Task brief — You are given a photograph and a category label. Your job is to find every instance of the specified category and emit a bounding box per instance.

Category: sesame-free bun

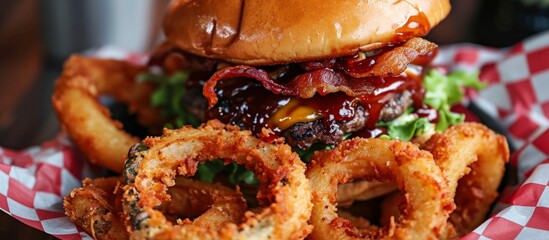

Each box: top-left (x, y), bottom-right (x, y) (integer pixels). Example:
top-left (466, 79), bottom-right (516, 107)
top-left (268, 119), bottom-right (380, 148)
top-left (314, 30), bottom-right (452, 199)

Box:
top-left (163, 0), bottom-right (450, 65)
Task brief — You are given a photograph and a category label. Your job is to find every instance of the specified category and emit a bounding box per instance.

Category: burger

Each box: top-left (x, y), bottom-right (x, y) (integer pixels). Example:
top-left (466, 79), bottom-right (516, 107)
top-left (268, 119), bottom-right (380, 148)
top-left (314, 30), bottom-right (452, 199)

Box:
top-left (57, 1), bottom-right (509, 238)
top-left (140, 0), bottom-right (483, 180)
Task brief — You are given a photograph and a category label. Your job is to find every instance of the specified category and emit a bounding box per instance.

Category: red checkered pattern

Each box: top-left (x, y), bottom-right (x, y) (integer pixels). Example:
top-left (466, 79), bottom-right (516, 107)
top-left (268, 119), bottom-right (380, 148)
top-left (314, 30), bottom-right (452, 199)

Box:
top-left (0, 134), bottom-right (99, 239)
top-left (1, 31), bottom-right (549, 239)
top-left (433, 31), bottom-right (549, 240)
top-left (464, 163), bottom-right (549, 239)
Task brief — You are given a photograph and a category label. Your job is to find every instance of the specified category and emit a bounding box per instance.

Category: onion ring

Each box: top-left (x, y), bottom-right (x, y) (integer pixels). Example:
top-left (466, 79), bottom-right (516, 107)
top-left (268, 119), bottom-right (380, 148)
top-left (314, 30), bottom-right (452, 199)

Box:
top-left (52, 55), bottom-right (160, 172)
top-left (121, 120), bottom-right (312, 239)
top-left (307, 138), bottom-right (454, 239)
top-left (422, 122), bottom-right (510, 237)
top-left (379, 191), bottom-right (402, 229)
top-left (153, 177), bottom-right (247, 231)
top-left (65, 176), bottom-right (246, 240)
top-left (336, 210), bottom-right (377, 236)
top-left (337, 181), bottom-right (397, 206)
top-left (64, 177), bottom-right (128, 240)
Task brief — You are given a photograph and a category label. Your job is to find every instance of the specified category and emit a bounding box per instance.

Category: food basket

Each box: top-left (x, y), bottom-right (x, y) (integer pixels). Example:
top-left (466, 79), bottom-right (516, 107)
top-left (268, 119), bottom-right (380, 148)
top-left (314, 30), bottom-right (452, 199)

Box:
top-left (1, 31), bottom-right (549, 239)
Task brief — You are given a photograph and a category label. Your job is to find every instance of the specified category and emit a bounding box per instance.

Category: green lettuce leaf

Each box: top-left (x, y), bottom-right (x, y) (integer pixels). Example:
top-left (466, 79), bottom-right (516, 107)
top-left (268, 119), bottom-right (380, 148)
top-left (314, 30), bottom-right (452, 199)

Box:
top-left (435, 108), bottom-right (465, 132)
top-left (377, 115), bottom-right (432, 141)
top-left (196, 159), bottom-right (259, 185)
top-left (228, 163), bottom-right (259, 185)
top-left (196, 159), bottom-right (225, 183)
top-left (140, 68), bottom-right (484, 185)
top-left (424, 69), bottom-right (485, 132)
top-left (377, 69), bottom-right (484, 141)
top-left (140, 71), bottom-right (259, 185)
top-left (424, 69), bottom-right (485, 108)
top-left (138, 71), bottom-right (200, 129)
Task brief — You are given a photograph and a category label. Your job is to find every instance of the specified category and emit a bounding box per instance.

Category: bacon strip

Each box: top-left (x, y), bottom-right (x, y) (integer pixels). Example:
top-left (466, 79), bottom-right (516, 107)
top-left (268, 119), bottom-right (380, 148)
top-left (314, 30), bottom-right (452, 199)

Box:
top-left (338, 37), bottom-right (437, 78)
top-left (204, 66), bottom-right (383, 108)
top-left (203, 38), bottom-right (437, 108)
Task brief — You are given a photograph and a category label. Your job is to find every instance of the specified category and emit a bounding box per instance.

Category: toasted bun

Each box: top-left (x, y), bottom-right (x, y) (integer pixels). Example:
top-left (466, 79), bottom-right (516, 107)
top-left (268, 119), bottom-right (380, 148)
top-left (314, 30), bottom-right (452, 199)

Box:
top-left (164, 0), bottom-right (450, 65)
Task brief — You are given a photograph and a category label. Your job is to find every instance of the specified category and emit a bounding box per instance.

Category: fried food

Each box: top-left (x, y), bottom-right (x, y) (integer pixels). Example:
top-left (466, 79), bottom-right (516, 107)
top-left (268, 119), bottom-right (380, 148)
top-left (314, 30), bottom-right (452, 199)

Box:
top-left (64, 176), bottom-right (246, 240)
top-left (64, 177), bottom-right (127, 240)
top-left (337, 181), bottom-right (397, 206)
top-left (202, 37), bottom-right (438, 108)
top-left (121, 120), bottom-right (312, 239)
top-left (379, 191), bottom-right (402, 229)
top-left (306, 138), bottom-right (454, 239)
top-left (56, 1), bottom-right (509, 238)
top-left (336, 210), bottom-right (377, 236)
top-left (52, 55), bottom-right (161, 172)
top-left (422, 122), bottom-right (510, 238)
top-left (153, 177), bottom-right (247, 231)
top-left (62, 122), bottom-right (509, 239)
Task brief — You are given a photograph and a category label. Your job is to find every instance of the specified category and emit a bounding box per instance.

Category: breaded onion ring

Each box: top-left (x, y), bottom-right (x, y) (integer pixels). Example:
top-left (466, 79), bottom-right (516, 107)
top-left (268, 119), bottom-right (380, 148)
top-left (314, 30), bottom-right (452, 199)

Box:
top-left (52, 55), bottom-right (160, 172)
top-left (379, 191), bottom-right (402, 229)
top-left (422, 122), bottom-right (509, 238)
top-left (336, 210), bottom-right (377, 236)
top-left (64, 177), bottom-right (128, 240)
top-left (307, 138), bottom-right (454, 239)
top-left (153, 177), bottom-right (247, 231)
top-left (65, 176), bottom-right (246, 240)
top-left (337, 181), bottom-right (397, 206)
top-left (121, 120), bottom-right (312, 239)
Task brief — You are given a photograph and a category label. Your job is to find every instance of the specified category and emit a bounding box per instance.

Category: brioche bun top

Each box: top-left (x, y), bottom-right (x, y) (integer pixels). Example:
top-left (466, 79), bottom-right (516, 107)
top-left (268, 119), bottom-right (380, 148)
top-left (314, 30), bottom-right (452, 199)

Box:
top-left (163, 0), bottom-right (450, 65)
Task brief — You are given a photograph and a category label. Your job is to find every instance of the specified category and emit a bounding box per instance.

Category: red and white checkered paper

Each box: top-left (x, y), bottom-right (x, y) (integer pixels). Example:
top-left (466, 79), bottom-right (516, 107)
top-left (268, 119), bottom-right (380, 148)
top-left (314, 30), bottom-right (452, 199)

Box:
top-left (1, 32), bottom-right (549, 239)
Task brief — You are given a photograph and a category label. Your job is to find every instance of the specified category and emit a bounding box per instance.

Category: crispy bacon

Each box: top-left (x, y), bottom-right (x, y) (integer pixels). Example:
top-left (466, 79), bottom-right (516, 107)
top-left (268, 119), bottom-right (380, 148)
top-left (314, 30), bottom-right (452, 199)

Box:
top-left (202, 37), bottom-right (437, 108)
top-left (298, 38), bottom-right (437, 78)
top-left (338, 37), bottom-right (437, 78)
top-left (204, 66), bottom-right (381, 108)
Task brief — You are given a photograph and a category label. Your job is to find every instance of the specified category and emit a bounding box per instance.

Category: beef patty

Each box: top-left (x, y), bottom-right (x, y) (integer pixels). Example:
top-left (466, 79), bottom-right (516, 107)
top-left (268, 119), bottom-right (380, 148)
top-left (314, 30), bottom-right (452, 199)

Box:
top-left (184, 86), bottom-right (413, 150)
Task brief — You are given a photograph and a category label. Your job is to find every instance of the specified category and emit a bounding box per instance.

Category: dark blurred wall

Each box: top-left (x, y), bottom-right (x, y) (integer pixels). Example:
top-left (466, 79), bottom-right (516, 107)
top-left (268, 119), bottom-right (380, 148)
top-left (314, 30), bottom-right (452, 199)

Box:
top-left (39, 0), bottom-right (169, 63)
top-left (0, 1), bottom-right (168, 238)
top-left (429, 0), bottom-right (549, 47)
top-left (0, 0), bottom-right (43, 134)
top-left (428, 0), bottom-right (479, 44)
top-left (474, 0), bottom-right (549, 47)
top-left (0, 0), bottom-right (57, 238)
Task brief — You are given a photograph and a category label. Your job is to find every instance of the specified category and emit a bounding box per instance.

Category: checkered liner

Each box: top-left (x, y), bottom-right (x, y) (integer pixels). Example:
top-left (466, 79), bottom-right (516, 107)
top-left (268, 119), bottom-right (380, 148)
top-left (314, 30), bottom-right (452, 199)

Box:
top-left (1, 32), bottom-right (549, 239)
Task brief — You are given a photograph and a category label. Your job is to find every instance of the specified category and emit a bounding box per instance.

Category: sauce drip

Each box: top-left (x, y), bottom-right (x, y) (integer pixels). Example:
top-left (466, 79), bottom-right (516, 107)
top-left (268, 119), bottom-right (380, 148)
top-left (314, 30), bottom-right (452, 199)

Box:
top-left (413, 48), bottom-right (438, 66)
top-left (354, 127), bottom-right (388, 139)
top-left (207, 80), bottom-right (289, 134)
top-left (160, 37), bottom-right (438, 141)
top-left (335, 49), bottom-right (392, 77)
top-left (391, 12), bottom-right (431, 45)
top-left (415, 105), bottom-right (438, 123)
top-left (207, 72), bottom-right (425, 136)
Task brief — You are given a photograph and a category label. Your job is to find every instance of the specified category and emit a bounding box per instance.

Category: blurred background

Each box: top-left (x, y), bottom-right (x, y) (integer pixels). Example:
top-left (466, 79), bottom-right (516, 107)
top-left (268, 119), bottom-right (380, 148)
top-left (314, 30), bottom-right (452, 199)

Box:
top-left (0, 0), bottom-right (170, 238)
top-left (0, 0), bottom-right (548, 238)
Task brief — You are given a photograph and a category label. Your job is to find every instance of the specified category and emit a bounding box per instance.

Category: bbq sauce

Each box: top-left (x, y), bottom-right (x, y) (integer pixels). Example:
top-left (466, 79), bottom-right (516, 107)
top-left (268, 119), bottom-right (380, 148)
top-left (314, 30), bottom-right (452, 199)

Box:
top-left (207, 72), bottom-right (425, 136)
top-left (415, 105), bottom-right (439, 123)
top-left (391, 12), bottom-right (431, 45)
top-left (195, 37), bottom-right (436, 139)
top-left (335, 49), bottom-right (391, 77)
top-left (354, 127), bottom-right (388, 139)
top-left (207, 80), bottom-right (291, 134)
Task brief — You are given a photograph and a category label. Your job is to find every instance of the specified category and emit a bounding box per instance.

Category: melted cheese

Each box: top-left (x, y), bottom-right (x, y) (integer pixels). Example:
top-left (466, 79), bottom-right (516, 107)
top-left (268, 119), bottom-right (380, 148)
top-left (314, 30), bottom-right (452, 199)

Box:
top-left (269, 64), bottom-right (423, 131)
top-left (270, 99), bottom-right (320, 131)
